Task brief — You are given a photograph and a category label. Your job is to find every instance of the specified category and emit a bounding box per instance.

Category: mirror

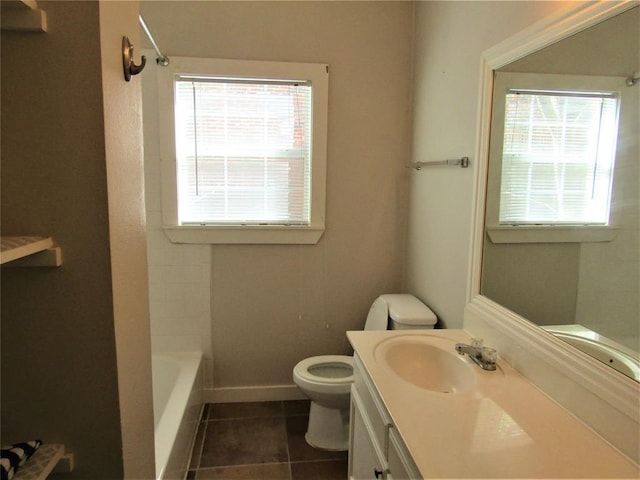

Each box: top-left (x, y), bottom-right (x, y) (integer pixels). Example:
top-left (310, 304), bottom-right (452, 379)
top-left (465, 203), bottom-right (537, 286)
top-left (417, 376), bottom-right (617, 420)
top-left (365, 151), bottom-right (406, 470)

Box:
top-left (480, 5), bottom-right (639, 381)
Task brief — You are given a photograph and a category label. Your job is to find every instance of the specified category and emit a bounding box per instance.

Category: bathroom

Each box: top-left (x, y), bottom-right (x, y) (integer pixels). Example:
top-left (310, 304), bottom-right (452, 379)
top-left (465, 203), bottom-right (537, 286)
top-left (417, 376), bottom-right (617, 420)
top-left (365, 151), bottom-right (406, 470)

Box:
top-left (1, 1), bottom-right (638, 479)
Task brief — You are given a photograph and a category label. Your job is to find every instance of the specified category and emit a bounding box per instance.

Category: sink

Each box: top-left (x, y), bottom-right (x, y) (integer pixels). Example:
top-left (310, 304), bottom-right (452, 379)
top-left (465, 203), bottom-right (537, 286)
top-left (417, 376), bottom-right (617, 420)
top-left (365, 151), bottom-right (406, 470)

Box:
top-left (374, 336), bottom-right (477, 393)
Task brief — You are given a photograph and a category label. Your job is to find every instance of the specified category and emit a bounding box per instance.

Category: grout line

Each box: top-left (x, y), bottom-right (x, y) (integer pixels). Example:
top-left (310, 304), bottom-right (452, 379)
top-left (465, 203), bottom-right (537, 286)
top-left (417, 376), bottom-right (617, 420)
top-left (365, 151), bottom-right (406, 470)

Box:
top-left (289, 457), bottom-right (348, 464)
top-left (197, 461), bottom-right (292, 470)
top-left (191, 408), bottom-right (208, 471)
top-left (192, 424), bottom-right (205, 470)
top-left (282, 401), bottom-right (294, 480)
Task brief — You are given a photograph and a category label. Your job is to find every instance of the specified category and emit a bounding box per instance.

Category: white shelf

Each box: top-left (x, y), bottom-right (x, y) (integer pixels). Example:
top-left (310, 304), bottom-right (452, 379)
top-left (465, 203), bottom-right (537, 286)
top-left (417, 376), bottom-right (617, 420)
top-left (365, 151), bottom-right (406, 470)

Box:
top-left (1, 236), bottom-right (61, 266)
top-left (2, 0), bottom-right (38, 9)
top-left (1, 0), bottom-right (47, 32)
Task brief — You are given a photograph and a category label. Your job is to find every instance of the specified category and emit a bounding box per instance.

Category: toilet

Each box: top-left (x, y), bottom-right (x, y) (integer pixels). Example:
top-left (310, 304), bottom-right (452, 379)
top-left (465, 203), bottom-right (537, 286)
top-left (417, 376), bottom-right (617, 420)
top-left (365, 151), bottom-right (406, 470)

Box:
top-left (292, 294), bottom-right (437, 450)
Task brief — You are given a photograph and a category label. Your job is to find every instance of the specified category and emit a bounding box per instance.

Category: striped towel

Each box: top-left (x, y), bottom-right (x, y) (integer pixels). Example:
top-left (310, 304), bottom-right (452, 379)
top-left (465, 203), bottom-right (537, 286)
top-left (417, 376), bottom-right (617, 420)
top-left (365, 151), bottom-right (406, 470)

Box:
top-left (1, 441), bottom-right (42, 480)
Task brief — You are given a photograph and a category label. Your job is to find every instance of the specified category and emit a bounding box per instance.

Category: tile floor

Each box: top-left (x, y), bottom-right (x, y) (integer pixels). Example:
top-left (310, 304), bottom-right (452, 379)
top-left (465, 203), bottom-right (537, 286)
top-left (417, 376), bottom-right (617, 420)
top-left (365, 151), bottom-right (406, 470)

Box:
top-left (187, 400), bottom-right (348, 480)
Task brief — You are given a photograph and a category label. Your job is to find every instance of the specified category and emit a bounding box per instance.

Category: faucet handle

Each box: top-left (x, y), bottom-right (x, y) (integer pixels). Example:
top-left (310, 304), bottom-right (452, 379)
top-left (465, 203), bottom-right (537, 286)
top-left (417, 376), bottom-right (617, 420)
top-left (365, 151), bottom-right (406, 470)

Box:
top-left (481, 347), bottom-right (498, 365)
top-left (471, 338), bottom-right (484, 349)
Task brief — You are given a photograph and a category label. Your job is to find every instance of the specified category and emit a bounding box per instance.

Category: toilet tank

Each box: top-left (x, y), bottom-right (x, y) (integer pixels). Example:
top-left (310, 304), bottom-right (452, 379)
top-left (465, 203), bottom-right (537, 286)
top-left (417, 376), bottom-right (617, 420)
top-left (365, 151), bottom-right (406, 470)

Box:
top-left (382, 294), bottom-right (437, 330)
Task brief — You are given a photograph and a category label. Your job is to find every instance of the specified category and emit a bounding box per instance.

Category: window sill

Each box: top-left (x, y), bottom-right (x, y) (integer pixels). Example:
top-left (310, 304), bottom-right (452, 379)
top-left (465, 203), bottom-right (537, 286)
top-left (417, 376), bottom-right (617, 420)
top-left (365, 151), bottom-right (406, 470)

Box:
top-left (163, 225), bottom-right (325, 245)
top-left (486, 225), bottom-right (619, 244)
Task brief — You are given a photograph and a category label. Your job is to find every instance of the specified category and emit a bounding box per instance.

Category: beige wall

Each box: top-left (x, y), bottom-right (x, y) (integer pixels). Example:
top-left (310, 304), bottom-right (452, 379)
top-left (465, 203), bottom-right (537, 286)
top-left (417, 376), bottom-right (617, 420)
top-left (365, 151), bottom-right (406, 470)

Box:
top-left (406, 0), bottom-right (567, 328)
top-left (99, 1), bottom-right (155, 477)
top-left (1, 1), bottom-right (154, 478)
top-left (140, 0), bottom-right (414, 390)
top-left (0, 1), bottom-right (124, 478)
top-left (482, 242), bottom-right (580, 325)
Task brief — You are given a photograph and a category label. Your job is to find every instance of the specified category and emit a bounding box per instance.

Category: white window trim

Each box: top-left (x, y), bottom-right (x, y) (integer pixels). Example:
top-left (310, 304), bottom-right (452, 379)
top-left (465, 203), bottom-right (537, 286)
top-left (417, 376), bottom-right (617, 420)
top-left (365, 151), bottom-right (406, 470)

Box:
top-left (157, 57), bottom-right (328, 244)
top-left (486, 224), bottom-right (619, 244)
top-left (486, 71), bottom-right (626, 244)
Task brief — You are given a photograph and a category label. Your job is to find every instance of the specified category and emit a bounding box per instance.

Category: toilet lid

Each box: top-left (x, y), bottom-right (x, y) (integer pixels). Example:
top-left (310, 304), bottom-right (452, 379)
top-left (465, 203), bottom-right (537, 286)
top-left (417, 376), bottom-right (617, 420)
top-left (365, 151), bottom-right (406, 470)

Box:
top-left (363, 297), bottom-right (390, 331)
top-left (294, 355), bottom-right (354, 385)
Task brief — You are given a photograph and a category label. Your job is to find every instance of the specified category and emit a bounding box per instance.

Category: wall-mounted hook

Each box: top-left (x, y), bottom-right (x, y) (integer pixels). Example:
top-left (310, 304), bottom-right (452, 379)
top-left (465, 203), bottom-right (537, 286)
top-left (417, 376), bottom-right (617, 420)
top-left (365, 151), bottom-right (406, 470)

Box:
top-left (122, 36), bottom-right (146, 82)
top-left (626, 72), bottom-right (640, 87)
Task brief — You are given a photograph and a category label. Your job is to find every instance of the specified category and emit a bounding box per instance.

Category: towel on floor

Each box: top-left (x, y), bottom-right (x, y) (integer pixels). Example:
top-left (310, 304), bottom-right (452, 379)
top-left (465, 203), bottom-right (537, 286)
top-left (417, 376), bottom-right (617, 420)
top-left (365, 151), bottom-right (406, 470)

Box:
top-left (1, 440), bottom-right (42, 480)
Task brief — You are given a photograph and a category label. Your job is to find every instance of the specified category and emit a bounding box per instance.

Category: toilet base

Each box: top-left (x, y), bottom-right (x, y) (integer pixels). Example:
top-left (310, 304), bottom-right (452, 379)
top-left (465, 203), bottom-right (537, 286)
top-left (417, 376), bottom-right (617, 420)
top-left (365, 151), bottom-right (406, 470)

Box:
top-left (304, 401), bottom-right (349, 451)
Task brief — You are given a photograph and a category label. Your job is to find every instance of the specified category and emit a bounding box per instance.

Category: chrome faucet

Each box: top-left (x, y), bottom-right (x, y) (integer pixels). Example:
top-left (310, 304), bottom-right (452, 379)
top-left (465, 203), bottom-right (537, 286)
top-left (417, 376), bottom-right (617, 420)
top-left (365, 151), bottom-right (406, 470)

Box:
top-left (455, 339), bottom-right (497, 371)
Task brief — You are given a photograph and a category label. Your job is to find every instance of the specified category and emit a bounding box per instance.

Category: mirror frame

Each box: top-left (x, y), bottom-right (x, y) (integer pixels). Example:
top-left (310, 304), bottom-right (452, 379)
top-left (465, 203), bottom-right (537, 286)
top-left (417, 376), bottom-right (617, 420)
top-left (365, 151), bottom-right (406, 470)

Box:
top-left (466, 0), bottom-right (639, 459)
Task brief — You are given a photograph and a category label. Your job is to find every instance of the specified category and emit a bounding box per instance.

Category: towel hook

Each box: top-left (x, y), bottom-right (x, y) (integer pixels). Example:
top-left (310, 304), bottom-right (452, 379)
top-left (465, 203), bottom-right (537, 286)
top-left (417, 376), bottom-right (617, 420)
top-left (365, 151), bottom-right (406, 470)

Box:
top-left (122, 36), bottom-right (146, 82)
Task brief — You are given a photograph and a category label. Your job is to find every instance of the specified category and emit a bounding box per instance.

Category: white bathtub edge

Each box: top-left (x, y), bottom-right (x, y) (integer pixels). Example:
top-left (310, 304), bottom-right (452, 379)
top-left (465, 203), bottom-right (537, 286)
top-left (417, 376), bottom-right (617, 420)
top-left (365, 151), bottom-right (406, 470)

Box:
top-left (154, 351), bottom-right (204, 480)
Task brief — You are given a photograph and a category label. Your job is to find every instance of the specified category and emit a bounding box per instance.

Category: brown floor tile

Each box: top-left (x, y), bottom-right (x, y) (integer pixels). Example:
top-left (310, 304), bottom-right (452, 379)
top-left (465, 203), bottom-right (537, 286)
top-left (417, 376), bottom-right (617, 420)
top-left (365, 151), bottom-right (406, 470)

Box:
top-left (285, 415), bottom-right (348, 462)
top-left (196, 463), bottom-right (291, 479)
top-left (290, 459), bottom-right (348, 480)
top-left (283, 400), bottom-right (310, 416)
top-left (192, 401), bottom-right (348, 480)
top-left (200, 417), bottom-right (289, 468)
top-left (209, 401), bottom-right (283, 420)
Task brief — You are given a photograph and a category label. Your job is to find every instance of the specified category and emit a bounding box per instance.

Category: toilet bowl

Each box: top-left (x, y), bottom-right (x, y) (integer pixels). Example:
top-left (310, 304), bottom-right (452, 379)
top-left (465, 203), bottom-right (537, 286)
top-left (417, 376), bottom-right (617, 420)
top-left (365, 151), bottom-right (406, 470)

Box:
top-left (292, 294), bottom-right (437, 451)
top-left (293, 355), bottom-right (354, 450)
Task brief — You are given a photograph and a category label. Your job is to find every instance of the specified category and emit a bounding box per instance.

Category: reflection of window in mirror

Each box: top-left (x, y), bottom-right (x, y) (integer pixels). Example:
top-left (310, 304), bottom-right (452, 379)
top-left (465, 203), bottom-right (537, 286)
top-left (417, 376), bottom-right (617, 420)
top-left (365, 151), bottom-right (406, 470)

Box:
top-left (501, 88), bottom-right (618, 225)
top-left (478, 5), bottom-right (639, 383)
top-left (486, 72), bottom-right (629, 244)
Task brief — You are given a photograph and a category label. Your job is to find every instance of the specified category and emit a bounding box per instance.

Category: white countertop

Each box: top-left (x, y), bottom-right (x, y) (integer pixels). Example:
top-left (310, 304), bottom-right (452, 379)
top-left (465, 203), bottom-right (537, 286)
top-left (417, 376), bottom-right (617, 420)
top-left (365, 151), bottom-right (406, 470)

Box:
top-left (348, 329), bottom-right (639, 479)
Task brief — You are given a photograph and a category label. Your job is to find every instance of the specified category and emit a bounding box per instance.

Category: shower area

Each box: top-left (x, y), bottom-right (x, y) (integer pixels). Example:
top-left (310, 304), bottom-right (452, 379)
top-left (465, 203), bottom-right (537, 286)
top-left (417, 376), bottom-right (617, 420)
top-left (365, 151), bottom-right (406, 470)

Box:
top-left (139, 13), bottom-right (212, 480)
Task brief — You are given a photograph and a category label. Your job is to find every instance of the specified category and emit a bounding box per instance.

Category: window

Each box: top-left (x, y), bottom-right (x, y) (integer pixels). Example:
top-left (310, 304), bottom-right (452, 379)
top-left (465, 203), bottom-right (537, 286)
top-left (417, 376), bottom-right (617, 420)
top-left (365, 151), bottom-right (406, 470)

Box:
top-left (500, 89), bottom-right (618, 225)
top-left (157, 58), bottom-right (329, 244)
top-left (485, 72), bottom-right (625, 244)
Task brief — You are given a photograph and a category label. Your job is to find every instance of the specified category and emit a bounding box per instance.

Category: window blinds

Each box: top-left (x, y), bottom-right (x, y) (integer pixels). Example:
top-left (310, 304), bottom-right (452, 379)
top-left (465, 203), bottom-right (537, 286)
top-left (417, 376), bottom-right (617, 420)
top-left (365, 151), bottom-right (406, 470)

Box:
top-left (499, 90), bottom-right (619, 225)
top-left (174, 77), bottom-right (312, 225)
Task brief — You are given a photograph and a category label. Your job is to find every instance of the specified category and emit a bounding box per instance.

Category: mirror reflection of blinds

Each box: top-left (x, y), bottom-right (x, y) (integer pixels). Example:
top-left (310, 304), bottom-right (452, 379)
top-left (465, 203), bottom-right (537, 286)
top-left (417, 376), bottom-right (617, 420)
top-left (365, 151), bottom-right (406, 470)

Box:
top-left (176, 75), bottom-right (312, 87)
top-left (174, 78), bottom-right (312, 225)
top-left (499, 89), bottom-right (619, 225)
top-left (507, 88), bottom-right (617, 99)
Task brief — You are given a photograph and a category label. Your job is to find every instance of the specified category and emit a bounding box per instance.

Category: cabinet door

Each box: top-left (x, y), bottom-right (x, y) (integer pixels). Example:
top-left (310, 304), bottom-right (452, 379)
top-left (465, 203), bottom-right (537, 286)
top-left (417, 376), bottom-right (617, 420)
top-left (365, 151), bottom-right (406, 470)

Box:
top-left (387, 428), bottom-right (420, 479)
top-left (349, 388), bottom-right (386, 480)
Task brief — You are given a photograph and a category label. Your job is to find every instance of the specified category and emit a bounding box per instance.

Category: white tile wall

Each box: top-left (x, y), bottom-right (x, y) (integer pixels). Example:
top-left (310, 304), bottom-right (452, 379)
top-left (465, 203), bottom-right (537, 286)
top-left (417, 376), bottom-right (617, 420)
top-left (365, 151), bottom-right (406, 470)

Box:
top-left (142, 56), bottom-right (213, 389)
top-left (576, 133), bottom-right (639, 351)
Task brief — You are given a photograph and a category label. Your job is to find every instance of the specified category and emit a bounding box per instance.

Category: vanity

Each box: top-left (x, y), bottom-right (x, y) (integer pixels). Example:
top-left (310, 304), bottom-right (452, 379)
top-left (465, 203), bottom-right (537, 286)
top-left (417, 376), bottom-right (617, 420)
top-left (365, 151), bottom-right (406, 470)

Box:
top-left (347, 329), bottom-right (639, 479)
top-left (352, 1), bottom-right (640, 477)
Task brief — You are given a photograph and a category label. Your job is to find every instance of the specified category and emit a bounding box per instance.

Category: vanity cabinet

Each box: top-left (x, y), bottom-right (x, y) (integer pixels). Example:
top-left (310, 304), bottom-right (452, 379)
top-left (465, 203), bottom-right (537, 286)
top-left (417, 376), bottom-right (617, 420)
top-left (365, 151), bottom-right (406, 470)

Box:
top-left (349, 354), bottom-right (420, 480)
top-left (348, 329), bottom-right (640, 479)
top-left (349, 389), bottom-right (385, 479)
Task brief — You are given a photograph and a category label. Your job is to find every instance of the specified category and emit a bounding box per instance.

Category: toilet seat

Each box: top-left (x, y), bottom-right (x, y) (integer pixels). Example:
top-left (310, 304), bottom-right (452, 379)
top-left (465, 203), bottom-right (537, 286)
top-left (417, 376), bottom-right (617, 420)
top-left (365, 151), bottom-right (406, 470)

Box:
top-left (293, 355), bottom-right (354, 387)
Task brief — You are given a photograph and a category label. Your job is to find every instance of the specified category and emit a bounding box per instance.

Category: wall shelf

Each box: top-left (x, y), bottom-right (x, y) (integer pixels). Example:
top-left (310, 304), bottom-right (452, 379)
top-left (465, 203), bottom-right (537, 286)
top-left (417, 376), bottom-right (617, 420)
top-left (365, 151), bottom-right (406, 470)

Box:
top-left (1, 0), bottom-right (47, 32)
top-left (14, 444), bottom-right (73, 480)
top-left (1, 236), bottom-right (62, 267)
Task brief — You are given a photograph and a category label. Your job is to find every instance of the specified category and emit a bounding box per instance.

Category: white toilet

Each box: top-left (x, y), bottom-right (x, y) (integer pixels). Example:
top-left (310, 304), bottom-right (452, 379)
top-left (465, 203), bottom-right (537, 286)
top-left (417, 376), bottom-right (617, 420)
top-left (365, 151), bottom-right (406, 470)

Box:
top-left (292, 294), bottom-right (437, 450)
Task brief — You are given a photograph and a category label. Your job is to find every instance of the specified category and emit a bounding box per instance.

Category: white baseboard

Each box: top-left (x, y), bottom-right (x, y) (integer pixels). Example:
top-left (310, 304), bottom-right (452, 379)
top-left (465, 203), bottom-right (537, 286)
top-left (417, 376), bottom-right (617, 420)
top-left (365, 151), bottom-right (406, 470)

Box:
top-left (205, 384), bottom-right (307, 404)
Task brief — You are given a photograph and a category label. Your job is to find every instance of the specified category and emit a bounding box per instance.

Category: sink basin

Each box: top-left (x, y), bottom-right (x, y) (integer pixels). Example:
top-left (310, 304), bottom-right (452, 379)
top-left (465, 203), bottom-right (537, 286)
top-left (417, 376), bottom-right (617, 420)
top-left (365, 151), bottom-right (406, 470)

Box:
top-left (374, 336), bottom-right (477, 393)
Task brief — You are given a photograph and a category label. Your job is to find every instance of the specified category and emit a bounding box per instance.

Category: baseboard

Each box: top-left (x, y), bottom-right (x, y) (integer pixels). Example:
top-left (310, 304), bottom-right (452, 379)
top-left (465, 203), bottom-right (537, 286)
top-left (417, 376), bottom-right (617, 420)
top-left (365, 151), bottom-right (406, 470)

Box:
top-left (205, 384), bottom-right (307, 404)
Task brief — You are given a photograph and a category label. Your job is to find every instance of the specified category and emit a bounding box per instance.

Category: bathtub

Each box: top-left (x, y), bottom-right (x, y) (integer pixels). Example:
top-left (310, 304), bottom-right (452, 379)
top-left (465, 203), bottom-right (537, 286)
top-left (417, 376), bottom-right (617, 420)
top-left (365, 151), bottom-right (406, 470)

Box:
top-left (152, 352), bottom-right (204, 480)
top-left (542, 325), bottom-right (640, 381)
